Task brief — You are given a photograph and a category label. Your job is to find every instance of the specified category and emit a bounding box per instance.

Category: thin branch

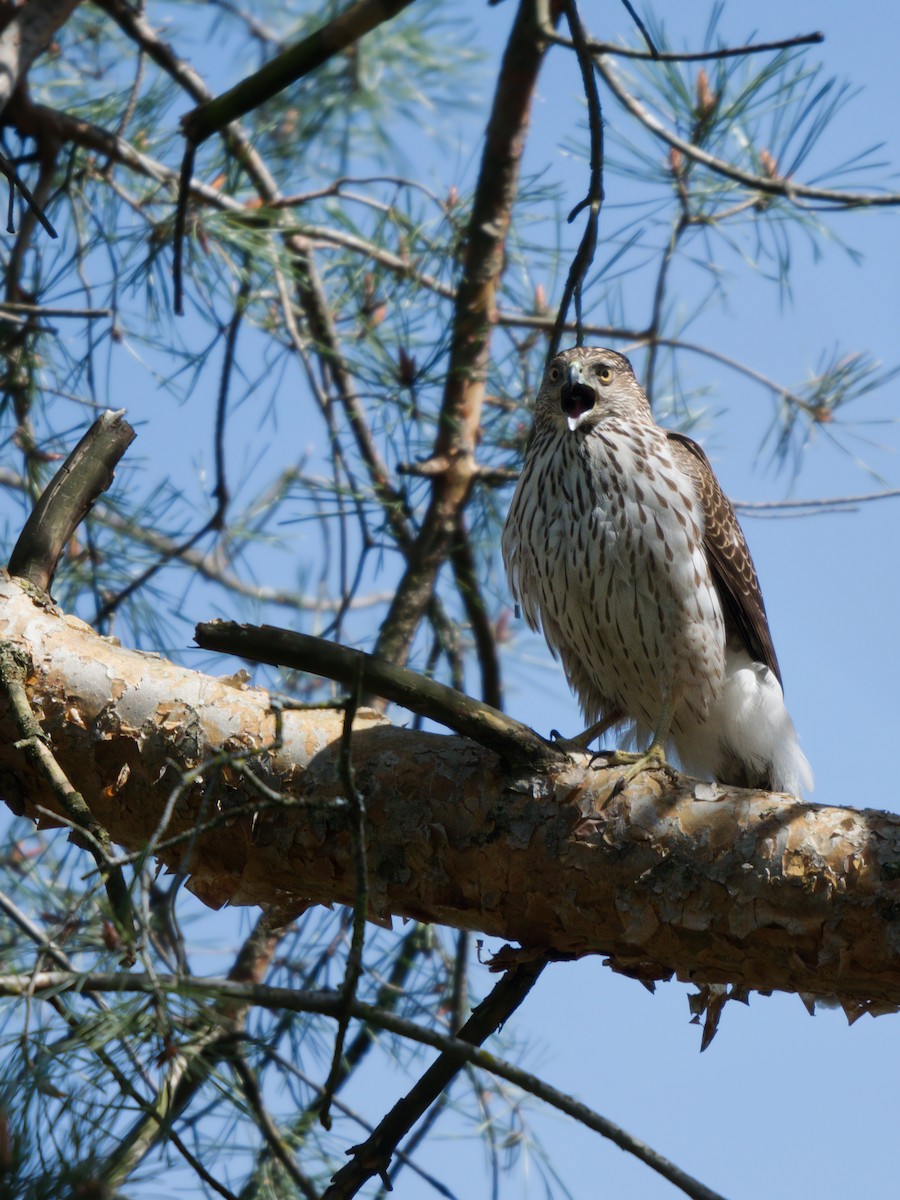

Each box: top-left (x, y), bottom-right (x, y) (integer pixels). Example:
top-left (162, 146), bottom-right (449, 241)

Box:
top-left (193, 620), bottom-right (561, 769)
top-left (7, 409), bottom-right (136, 591)
top-left (180, 0), bottom-right (419, 146)
top-left (617, 0), bottom-right (658, 57)
top-left (735, 488), bottom-right (900, 512)
top-left (449, 519), bottom-right (503, 710)
top-left (0, 152), bottom-right (57, 236)
top-left (1, 968), bottom-right (728, 1200)
top-left (92, 277), bottom-right (248, 625)
top-left (232, 1055), bottom-right (320, 1200)
top-left (595, 54), bottom-right (900, 208)
top-left (373, 0), bottom-right (553, 669)
top-left (0, 302), bottom-right (111, 318)
top-left (548, 28), bottom-right (824, 63)
top-left (547, 0), bottom-right (605, 359)
top-left (323, 957), bottom-right (549, 1200)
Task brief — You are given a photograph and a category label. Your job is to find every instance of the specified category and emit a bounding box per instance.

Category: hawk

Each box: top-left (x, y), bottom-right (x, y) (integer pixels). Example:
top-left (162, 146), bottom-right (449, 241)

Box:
top-left (501, 347), bottom-right (812, 795)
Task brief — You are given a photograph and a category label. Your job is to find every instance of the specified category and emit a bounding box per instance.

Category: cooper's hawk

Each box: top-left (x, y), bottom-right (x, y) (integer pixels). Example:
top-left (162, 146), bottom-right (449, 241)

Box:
top-left (502, 347), bottom-right (812, 795)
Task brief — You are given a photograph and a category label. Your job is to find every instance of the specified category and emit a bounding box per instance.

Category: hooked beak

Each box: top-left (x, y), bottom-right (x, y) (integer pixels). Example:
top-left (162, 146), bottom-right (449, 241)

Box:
top-left (560, 363), bottom-right (596, 431)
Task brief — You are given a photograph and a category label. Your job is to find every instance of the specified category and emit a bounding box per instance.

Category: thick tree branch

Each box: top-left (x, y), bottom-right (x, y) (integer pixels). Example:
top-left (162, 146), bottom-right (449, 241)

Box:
top-left (2, 571), bottom-right (900, 1016)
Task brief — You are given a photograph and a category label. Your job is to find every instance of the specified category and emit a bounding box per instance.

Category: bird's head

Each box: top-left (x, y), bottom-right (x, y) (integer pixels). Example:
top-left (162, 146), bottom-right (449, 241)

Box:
top-left (535, 347), bottom-right (649, 433)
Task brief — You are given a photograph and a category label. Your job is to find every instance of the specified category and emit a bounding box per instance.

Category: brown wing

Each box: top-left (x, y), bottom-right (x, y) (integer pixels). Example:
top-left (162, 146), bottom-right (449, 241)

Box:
top-left (666, 431), bottom-right (782, 687)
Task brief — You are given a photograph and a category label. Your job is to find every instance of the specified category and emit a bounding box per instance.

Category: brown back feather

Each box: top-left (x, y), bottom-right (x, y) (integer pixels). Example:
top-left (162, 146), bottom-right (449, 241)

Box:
top-left (666, 431), bottom-right (782, 687)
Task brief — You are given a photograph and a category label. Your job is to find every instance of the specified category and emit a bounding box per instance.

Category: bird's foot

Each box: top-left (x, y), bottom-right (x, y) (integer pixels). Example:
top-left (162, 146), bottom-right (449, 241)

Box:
top-left (601, 744), bottom-right (674, 801)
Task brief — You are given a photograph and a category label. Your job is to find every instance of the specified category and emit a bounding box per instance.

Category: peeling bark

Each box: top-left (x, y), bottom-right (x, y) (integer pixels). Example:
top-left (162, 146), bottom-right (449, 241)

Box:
top-left (2, 571), bottom-right (900, 1014)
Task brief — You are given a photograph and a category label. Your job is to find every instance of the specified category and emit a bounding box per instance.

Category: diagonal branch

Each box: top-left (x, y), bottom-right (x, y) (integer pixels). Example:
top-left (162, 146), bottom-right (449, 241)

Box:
top-left (180, 0), bottom-right (419, 146)
top-left (373, 0), bottom-right (554, 669)
top-left (322, 956), bottom-right (548, 1200)
top-left (7, 409), bottom-right (135, 591)
top-left (194, 620), bottom-right (559, 769)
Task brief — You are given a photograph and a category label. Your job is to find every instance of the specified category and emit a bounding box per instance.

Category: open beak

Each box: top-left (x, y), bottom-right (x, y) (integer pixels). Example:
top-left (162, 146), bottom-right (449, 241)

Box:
top-left (560, 363), bottom-right (596, 431)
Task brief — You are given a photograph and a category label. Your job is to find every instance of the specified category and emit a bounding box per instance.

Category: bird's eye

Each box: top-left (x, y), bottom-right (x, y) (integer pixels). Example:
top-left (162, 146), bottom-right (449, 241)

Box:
top-left (548, 364), bottom-right (561, 383)
top-left (597, 365), bottom-right (613, 384)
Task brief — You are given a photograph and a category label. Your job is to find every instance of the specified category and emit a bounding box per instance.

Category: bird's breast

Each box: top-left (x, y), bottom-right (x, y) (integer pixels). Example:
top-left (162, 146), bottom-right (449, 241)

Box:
top-left (503, 419), bottom-right (726, 721)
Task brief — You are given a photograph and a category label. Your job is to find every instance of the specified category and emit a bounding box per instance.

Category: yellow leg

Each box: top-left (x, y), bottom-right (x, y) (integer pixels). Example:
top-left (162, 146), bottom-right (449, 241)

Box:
top-left (604, 693), bottom-right (677, 791)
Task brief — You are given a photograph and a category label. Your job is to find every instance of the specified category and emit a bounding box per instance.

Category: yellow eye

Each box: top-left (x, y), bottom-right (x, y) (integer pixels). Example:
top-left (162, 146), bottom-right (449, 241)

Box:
top-left (597, 365), bottom-right (613, 384)
top-left (548, 364), bottom-right (561, 383)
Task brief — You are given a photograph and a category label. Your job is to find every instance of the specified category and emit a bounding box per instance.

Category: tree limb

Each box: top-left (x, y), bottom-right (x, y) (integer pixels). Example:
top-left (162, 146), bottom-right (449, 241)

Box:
top-left (373, 0), bottom-right (553, 667)
top-left (2, 571), bottom-right (900, 1015)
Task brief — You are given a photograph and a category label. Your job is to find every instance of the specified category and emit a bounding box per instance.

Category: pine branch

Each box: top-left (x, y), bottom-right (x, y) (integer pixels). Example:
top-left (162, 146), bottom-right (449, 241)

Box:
top-left (372, 0), bottom-right (554, 668)
top-left (0, 967), bottom-right (730, 1200)
top-left (180, 0), bottom-right (420, 146)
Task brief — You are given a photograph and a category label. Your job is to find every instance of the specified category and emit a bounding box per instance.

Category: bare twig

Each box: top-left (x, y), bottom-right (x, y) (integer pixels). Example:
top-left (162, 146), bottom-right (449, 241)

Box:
top-left (547, 0), bottom-right (605, 359)
top-left (7, 409), bottom-right (136, 591)
top-left (617, 0), bottom-right (658, 57)
top-left (735, 488), bottom-right (900, 513)
top-left (548, 28), bottom-right (824, 63)
top-left (322, 957), bottom-right (549, 1200)
top-left (0, 302), bottom-right (111, 318)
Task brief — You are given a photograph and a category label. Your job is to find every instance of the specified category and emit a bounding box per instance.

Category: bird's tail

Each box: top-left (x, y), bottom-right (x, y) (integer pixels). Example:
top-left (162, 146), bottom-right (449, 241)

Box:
top-left (674, 649), bottom-right (813, 796)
